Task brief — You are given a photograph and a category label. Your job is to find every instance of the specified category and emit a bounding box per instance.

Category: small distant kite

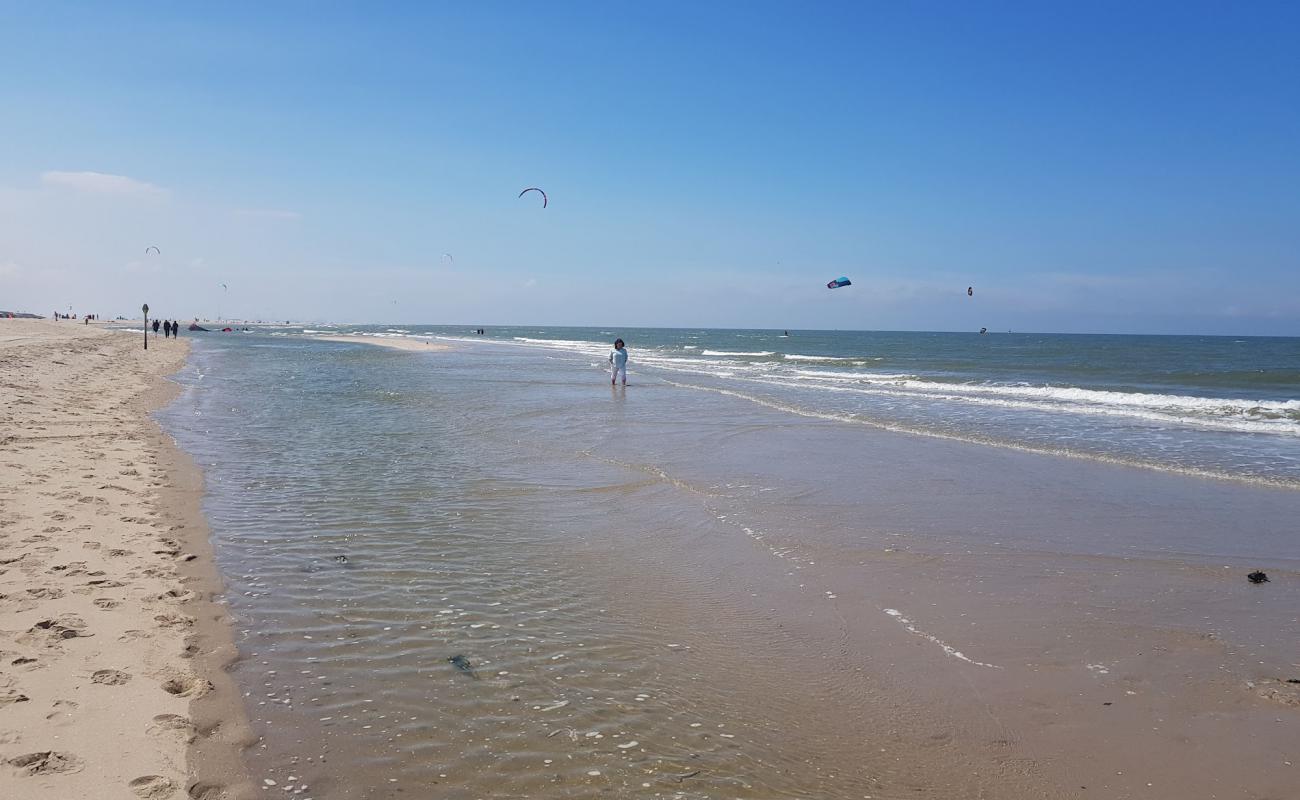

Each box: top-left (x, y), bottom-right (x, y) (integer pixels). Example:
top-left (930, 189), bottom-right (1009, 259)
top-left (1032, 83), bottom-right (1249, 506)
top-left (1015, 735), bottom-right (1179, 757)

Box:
top-left (145, 246), bottom-right (160, 255)
top-left (979, 327), bottom-right (987, 334)
top-left (220, 283), bottom-right (228, 291)
top-left (441, 253), bottom-right (454, 265)
top-left (518, 187), bottom-right (548, 208)
top-left (827, 277), bottom-right (852, 289)
top-left (967, 286), bottom-right (973, 296)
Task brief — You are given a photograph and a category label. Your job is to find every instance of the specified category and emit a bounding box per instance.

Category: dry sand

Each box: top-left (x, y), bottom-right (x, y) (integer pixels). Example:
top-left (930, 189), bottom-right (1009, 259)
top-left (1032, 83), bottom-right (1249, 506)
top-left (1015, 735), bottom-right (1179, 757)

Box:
top-left (312, 334), bottom-right (450, 352)
top-left (0, 320), bottom-right (253, 800)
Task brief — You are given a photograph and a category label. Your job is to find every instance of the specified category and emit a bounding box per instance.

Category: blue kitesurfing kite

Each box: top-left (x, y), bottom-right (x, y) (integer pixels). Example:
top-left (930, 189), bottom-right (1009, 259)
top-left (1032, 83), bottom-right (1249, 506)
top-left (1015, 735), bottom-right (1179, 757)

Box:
top-left (826, 276), bottom-right (852, 289)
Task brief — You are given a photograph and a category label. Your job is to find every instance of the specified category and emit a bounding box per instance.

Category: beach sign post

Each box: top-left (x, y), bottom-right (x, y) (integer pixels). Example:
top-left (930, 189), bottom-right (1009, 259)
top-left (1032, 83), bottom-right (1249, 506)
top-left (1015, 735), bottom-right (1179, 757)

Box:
top-left (142, 303), bottom-right (149, 350)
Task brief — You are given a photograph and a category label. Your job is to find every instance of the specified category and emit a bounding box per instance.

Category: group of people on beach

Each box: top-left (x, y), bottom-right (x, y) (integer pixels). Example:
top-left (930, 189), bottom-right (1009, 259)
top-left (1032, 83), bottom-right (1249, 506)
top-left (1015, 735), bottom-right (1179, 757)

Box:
top-left (152, 319), bottom-right (183, 338)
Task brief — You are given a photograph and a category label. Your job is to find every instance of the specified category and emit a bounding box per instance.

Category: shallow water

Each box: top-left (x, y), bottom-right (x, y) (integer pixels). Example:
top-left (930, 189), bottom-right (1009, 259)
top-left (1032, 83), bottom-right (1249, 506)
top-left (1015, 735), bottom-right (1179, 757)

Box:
top-left (259, 326), bottom-right (1300, 486)
top-left (158, 333), bottom-right (1300, 799)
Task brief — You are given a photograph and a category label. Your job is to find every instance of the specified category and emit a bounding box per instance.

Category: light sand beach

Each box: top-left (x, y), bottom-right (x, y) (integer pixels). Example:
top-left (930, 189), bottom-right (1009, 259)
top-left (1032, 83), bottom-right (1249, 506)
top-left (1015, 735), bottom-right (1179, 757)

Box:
top-left (0, 320), bottom-right (252, 800)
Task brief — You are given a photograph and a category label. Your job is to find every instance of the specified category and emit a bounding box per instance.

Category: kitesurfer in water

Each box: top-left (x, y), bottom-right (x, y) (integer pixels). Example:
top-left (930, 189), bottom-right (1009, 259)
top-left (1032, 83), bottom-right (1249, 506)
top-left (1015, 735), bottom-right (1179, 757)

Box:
top-left (609, 338), bottom-right (628, 386)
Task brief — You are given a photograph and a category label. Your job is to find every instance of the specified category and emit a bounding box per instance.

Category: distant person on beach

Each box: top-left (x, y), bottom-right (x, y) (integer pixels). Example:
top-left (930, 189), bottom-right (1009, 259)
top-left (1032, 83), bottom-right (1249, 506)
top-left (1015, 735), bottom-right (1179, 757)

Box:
top-left (152, 318), bottom-right (160, 335)
top-left (163, 320), bottom-right (170, 338)
top-left (172, 320), bottom-right (181, 337)
top-left (609, 338), bottom-right (628, 386)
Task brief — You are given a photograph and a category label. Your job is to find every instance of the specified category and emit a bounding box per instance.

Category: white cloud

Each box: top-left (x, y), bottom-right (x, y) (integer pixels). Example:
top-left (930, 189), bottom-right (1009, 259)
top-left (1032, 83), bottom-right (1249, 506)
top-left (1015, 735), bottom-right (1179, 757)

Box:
top-left (41, 170), bottom-right (168, 197)
top-left (233, 208), bottom-right (302, 220)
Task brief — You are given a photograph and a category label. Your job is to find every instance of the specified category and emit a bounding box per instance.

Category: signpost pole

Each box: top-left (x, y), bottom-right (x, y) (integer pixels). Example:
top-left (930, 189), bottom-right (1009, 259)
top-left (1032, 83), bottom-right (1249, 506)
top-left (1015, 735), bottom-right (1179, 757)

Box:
top-left (142, 303), bottom-right (149, 350)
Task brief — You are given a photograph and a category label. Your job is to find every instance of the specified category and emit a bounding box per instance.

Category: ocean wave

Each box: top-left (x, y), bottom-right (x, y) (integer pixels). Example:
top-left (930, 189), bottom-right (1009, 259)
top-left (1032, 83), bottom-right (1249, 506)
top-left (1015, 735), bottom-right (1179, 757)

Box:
top-left (791, 369), bottom-right (918, 381)
top-left (774, 367), bottom-right (1299, 421)
top-left (513, 336), bottom-right (605, 350)
top-left (701, 350), bottom-right (775, 357)
top-left (750, 376), bottom-right (1300, 434)
top-left (782, 354), bottom-right (856, 362)
top-left (660, 378), bottom-right (1300, 487)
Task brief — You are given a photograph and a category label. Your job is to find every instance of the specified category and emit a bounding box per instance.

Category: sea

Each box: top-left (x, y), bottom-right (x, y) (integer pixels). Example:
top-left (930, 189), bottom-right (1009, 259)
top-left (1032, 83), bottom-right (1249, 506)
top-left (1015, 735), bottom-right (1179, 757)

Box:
top-left (155, 326), bottom-right (1300, 799)
top-left (272, 325), bottom-right (1299, 485)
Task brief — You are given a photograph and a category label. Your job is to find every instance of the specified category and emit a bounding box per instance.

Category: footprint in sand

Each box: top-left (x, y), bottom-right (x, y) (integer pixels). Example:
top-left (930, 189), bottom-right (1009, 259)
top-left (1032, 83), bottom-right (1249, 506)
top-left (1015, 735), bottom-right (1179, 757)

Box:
top-left (129, 775), bottom-right (177, 798)
top-left (27, 614), bottom-right (90, 642)
top-left (154, 540), bottom-right (182, 557)
top-left (0, 689), bottom-right (30, 706)
top-left (154, 612), bottom-right (195, 628)
top-left (91, 669), bottom-right (132, 685)
top-left (81, 578), bottom-right (126, 589)
top-left (147, 714), bottom-right (198, 742)
top-left (93, 598), bottom-right (120, 609)
top-left (7, 750), bottom-right (85, 776)
top-left (161, 675), bottom-right (212, 698)
top-left (186, 780), bottom-right (227, 800)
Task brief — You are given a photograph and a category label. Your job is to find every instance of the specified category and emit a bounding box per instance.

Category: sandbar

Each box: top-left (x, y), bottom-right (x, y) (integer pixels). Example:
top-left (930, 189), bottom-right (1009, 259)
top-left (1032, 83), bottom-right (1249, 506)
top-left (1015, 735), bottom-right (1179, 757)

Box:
top-left (313, 334), bottom-right (451, 352)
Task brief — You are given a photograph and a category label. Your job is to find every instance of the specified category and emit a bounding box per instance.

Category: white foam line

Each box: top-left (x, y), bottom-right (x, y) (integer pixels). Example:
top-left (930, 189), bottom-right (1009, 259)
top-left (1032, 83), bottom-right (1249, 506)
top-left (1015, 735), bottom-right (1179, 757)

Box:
top-left (658, 378), bottom-right (1300, 489)
top-left (772, 372), bottom-right (1300, 427)
top-left (747, 377), bottom-right (1300, 436)
top-left (884, 609), bottom-right (1001, 669)
top-left (701, 350), bottom-right (775, 357)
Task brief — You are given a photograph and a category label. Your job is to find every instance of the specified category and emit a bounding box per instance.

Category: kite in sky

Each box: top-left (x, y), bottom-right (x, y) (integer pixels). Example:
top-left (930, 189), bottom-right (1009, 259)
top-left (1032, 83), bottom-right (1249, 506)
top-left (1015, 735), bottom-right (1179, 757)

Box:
top-left (827, 277), bottom-right (852, 289)
top-left (144, 246), bottom-right (160, 255)
top-left (518, 187), bottom-right (547, 208)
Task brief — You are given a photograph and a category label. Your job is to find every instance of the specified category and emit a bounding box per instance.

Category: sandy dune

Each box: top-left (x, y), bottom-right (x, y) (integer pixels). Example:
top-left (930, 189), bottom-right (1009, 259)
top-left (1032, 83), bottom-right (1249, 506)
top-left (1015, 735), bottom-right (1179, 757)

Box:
top-left (0, 320), bottom-right (251, 800)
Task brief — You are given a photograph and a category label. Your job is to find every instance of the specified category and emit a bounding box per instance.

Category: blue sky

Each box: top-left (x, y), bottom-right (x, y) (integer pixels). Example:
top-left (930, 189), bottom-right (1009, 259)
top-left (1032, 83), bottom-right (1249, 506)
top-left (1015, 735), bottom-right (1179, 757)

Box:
top-left (1, 1), bottom-right (1297, 333)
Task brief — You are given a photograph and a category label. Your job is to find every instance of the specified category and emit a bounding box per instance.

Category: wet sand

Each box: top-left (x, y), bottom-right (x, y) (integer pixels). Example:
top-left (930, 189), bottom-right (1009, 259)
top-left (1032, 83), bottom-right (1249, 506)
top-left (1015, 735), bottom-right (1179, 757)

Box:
top-left (0, 320), bottom-right (253, 799)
